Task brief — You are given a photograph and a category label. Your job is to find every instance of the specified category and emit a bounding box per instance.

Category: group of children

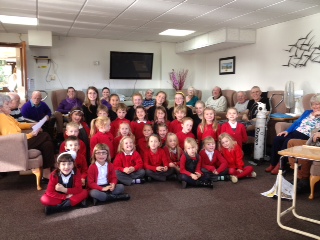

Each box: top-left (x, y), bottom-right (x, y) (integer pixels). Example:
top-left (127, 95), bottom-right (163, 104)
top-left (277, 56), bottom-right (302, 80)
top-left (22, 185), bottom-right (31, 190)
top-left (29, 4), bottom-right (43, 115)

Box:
top-left (40, 94), bottom-right (256, 215)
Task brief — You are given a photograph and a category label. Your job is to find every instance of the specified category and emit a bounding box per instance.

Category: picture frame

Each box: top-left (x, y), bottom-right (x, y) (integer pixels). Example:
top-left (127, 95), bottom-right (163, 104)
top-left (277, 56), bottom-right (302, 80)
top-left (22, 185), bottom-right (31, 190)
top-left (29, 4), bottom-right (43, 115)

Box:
top-left (219, 56), bottom-right (236, 75)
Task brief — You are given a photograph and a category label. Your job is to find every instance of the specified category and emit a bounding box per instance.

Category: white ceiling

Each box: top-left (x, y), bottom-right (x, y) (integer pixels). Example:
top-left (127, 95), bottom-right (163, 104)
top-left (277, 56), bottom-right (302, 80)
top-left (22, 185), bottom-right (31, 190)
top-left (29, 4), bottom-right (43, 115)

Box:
top-left (0, 0), bottom-right (320, 43)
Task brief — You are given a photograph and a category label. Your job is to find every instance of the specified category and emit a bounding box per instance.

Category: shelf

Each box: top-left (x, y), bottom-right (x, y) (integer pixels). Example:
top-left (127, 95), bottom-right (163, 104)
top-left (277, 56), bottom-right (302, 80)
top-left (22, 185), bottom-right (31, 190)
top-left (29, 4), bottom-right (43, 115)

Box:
top-left (34, 58), bottom-right (51, 63)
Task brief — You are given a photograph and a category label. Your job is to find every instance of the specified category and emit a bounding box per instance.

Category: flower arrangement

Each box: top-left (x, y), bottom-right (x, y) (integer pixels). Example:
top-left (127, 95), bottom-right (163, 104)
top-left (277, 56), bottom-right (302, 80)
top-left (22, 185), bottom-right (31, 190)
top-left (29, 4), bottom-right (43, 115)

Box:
top-left (169, 69), bottom-right (188, 91)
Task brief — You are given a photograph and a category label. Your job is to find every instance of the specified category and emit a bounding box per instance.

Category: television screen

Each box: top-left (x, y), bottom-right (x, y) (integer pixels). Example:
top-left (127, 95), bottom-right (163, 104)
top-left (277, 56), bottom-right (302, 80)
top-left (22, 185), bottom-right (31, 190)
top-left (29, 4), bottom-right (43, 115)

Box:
top-left (110, 51), bottom-right (154, 79)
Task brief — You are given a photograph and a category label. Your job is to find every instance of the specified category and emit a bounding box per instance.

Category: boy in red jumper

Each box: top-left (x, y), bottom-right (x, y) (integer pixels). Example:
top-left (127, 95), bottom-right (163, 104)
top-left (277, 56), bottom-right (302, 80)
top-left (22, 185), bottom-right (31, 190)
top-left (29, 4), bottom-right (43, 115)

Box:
top-left (110, 103), bottom-right (130, 137)
top-left (60, 122), bottom-right (87, 160)
top-left (169, 105), bottom-right (186, 134)
top-left (114, 136), bottom-right (145, 185)
top-left (63, 136), bottom-right (88, 186)
top-left (176, 117), bottom-right (195, 150)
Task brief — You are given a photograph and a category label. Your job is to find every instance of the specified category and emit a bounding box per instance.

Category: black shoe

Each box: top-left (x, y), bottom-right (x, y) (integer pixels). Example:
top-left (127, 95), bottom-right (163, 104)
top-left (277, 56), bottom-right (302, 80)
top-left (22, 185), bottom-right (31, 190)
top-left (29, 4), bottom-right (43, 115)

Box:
top-left (92, 198), bottom-right (98, 206)
top-left (106, 193), bottom-right (130, 202)
top-left (181, 181), bottom-right (187, 189)
top-left (134, 178), bottom-right (145, 184)
top-left (41, 178), bottom-right (49, 184)
top-left (44, 199), bottom-right (71, 215)
top-left (80, 199), bottom-right (88, 208)
top-left (145, 176), bottom-right (152, 182)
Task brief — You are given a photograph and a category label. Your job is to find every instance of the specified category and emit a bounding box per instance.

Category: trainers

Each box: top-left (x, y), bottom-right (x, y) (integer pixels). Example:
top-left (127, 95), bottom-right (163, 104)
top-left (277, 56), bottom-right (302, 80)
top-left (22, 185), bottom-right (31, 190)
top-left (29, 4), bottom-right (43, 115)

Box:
top-left (230, 175), bottom-right (238, 183)
top-left (134, 178), bottom-right (145, 184)
top-left (181, 181), bottom-right (187, 189)
top-left (251, 171), bottom-right (257, 178)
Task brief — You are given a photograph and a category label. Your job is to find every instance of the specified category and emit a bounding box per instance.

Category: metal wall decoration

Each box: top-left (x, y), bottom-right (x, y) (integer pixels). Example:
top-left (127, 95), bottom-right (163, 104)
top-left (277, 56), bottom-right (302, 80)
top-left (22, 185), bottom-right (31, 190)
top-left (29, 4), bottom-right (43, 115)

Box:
top-left (283, 30), bottom-right (320, 68)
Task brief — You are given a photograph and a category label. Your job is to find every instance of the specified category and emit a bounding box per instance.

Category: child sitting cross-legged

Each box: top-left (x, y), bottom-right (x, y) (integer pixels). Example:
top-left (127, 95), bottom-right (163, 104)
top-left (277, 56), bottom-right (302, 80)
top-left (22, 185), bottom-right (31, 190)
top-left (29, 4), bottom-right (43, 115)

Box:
top-left (113, 136), bottom-right (146, 185)
top-left (88, 143), bottom-right (130, 206)
top-left (40, 151), bottom-right (88, 215)
top-left (163, 133), bottom-right (182, 174)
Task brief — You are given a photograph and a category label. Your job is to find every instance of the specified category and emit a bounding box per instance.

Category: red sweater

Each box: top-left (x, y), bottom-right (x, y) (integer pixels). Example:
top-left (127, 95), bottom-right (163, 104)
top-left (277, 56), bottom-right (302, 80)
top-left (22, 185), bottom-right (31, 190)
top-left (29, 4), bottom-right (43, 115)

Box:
top-left (169, 119), bottom-right (182, 134)
top-left (113, 151), bottom-right (143, 172)
top-left (110, 118), bottom-right (130, 137)
top-left (87, 162), bottom-right (118, 191)
top-left (137, 137), bottom-right (149, 157)
top-left (59, 140), bottom-right (87, 159)
top-left (180, 154), bottom-right (203, 177)
top-left (74, 154), bottom-right (88, 180)
top-left (130, 121), bottom-right (151, 140)
top-left (45, 170), bottom-right (83, 200)
top-left (90, 131), bottom-right (114, 158)
top-left (176, 131), bottom-right (195, 150)
top-left (220, 144), bottom-right (244, 170)
top-left (197, 123), bottom-right (220, 143)
top-left (144, 148), bottom-right (170, 172)
top-left (220, 122), bottom-right (248, 147)
top-left (63, 121), bottom-right (90, 139)
top-left (163, 146), bottom-right (182, 166)
top-left (199, 149), bottom-right (228, 173)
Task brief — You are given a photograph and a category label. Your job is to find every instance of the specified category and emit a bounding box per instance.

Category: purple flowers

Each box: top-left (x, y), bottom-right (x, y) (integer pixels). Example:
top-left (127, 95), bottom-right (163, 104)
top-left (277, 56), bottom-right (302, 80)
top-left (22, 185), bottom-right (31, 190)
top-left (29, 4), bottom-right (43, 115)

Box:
top-left (169, 69), bottom-right (188, 91)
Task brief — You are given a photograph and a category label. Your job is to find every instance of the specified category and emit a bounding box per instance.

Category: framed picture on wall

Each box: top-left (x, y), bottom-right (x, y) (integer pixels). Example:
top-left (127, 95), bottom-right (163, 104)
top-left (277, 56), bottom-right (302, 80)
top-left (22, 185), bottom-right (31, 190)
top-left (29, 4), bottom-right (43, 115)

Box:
top-left (219, 56), bottom-right (236, 75)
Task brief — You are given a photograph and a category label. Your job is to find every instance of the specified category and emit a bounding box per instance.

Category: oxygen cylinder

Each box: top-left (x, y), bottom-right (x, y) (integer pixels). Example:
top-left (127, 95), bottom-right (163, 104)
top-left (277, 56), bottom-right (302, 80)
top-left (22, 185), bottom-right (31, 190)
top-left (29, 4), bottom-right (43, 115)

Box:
top-left (254, 107), bottom-right (266, 161)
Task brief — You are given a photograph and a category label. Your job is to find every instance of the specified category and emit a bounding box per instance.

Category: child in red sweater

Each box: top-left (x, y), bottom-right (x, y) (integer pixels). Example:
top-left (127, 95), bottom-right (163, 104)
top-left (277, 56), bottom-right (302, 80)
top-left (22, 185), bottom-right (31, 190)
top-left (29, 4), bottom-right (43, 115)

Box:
top-left (113, 122), bottom-right (135, 152)
top-left (164, 133), bottom-right (182, 174)
top-left (199, 137), bottom-right (237, 183)
top-left (113, 136), bottom-right (145, 185)
top-left (197, 107), bottom-right (220, 148)
top-left (63, 136), bottom-right (88, 186)
top-left (137, 124), bottom-right (153, 157)
top-left (130, 105), bottom-right (151, 140)
top-left (218, 133), bottom-right (256, 182)
top-left (88, 144), bottom-right (130, 205)
top-left (111, 103), bottom-right (130, 137)
top-left (157, 123), bottom-right (168, 147)
top-left (180, 138), bottom-right (213, 189)
top-left (90, 117), bottom-right (114, 159)
top-left (220, 107), bottom-right (247, 147)
top-left (60, 122), bottom-right (87, 160)
top-left (40, 151), bottom-right (88, 215)
top-left (176, 117), bottom-right (195, 150)
top-left (169, 105), bottom-right (186, 134)
top-left (144, 134), bottom-right (174, 181)
top-left (97, 104), bottom-right (109, 118)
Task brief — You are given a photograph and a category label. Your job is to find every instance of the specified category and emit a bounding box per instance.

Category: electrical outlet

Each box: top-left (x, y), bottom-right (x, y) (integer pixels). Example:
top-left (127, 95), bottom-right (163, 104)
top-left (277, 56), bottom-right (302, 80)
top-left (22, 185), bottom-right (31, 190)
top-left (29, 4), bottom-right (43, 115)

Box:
top-left (50, 75), bottom-right (56, 80)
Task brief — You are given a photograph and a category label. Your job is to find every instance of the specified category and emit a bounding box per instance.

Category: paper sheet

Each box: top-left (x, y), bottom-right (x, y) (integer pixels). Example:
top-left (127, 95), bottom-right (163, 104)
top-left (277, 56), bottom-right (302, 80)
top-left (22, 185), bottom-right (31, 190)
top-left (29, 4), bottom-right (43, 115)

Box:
top-left (261, 175), bottom-right (293, 200)
top-left (32, 116), bottom-right (47, 132)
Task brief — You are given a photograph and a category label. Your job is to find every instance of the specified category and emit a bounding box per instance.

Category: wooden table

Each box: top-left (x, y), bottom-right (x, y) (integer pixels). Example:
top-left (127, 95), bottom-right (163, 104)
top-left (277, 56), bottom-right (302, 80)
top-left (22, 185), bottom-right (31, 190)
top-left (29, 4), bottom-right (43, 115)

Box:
top-left (277, 146), bottom-right (320, 239)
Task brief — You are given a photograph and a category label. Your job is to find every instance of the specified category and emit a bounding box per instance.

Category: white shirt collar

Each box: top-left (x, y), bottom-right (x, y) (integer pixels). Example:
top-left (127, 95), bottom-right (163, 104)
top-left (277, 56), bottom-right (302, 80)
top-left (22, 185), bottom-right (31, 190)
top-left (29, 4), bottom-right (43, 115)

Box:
top-left (137, 120), bottom-right (147, 123)
top-left (229, 121), bottom-right (237, 128)
top-left (205, 150), bottom-right (214, 161)
top-left (124, 151), bottom-right (134, 156)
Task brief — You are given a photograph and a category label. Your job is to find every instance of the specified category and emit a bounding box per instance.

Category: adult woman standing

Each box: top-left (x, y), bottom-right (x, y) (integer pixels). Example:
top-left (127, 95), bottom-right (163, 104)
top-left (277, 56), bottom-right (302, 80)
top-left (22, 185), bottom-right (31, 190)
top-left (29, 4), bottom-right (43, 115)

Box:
top-left (100, 87), bottom-right (112, 110)
top-left (186, 86), bottom-right (199, 107)
top-left (266, 93), bottom-right (320, 174)
top-left (82, 86), bottom-right (100, 127)
top-left (147, 91), bottom-right (169, 122)
top-left (168, 92), bottom-right (193, 121)
top-left (0, 94), bottom-right (55, 181)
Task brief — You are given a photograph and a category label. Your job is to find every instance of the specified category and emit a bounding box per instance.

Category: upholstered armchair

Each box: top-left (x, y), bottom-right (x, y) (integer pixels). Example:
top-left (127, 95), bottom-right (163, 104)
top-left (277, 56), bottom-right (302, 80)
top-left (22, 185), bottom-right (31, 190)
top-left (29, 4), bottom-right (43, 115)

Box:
top-left (0, 133), bottom-right (43, 190)
top-left (51, 89), bottom-right (85, 111)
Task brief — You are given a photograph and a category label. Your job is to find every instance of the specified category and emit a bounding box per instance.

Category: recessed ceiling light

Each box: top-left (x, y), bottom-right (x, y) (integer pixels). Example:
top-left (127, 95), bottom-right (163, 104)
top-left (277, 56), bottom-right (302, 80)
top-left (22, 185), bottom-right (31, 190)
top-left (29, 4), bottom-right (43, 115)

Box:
top-left (159, 29), bottom-right (195, 36)
top-left (0, 15), bottom-right (38, 26)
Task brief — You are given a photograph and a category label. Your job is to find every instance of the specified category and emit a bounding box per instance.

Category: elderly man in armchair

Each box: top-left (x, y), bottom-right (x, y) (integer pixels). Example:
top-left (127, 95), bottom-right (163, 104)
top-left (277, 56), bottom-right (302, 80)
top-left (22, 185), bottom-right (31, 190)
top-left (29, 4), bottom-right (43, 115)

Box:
top-left (205, 86), bottom-right (227, 112)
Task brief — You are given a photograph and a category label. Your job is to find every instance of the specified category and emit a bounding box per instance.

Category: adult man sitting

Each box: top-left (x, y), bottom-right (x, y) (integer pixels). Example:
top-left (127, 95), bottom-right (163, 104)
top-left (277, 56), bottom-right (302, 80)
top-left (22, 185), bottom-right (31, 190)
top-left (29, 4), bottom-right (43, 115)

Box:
top-left (21, 91), bottom-right (53, 135)
top-left (143, 89), bottom-right (155, 110)
top-left (205, 86), bottom-right (227, 112)
top-left (53, 87), bottom-right (83, 140)
top-left (234, 91), bottom-right (249, 114)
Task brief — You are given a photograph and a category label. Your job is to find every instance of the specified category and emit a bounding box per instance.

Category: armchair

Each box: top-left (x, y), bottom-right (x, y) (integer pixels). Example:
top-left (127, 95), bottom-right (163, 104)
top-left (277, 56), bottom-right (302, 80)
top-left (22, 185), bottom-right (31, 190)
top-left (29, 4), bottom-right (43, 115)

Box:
top-left (0, 133), bottom-right (43, 190)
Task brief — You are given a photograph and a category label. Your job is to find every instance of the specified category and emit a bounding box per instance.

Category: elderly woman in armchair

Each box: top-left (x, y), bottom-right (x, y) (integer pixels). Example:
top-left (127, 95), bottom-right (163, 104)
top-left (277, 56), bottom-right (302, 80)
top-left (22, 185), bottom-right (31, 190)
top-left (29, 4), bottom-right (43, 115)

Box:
top-left (0, 94), bottom-right (55, 181)
top-left (266, 93), bottom-right (320, 175)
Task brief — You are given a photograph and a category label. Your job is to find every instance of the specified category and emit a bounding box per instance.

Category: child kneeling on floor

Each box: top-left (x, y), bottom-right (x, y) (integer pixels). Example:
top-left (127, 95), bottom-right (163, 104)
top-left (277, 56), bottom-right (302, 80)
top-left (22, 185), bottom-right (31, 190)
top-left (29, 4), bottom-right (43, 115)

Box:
top-left (218, 133), bottom-right (256, 182)
top-left (180, 138), bottom-right (213, 189)
top-left (40, 151), bottom-right (88, 215)
top-left (88, 143), bottom-right (130, 205)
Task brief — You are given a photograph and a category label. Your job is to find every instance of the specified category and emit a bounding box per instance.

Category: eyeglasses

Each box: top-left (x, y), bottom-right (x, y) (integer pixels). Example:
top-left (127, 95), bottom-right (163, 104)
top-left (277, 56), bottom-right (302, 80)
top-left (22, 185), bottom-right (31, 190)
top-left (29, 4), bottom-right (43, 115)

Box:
top-left (95, 151), bottom-right (108, 155)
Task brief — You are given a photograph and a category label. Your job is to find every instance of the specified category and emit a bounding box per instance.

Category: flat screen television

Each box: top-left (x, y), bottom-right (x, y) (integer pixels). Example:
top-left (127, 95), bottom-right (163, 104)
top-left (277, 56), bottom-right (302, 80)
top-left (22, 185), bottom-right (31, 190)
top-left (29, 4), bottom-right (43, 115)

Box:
top-left (109, 51), bottom-right (154, 79)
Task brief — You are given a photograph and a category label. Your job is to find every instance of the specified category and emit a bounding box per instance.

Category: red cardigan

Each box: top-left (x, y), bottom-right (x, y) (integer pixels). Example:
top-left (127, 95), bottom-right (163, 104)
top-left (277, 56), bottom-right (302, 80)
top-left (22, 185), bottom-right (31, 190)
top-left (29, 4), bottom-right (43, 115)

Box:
top-left (74, 154), bottom-right (88, 180)
top-left (110, 118), bottom-right (130, 137)
top-left (113, 151), bottom-right (143, 172)
top-left (220, 144), bottom-right (244, 170)
top-left (169, 119), bottom-right (183, 134)
top-left (197, 123), bottom-right (220, 143)
top-left (137, 137), bottom-right (149, 157)
top-left (180, 154), bottom-right (203, 177)
top-left (45, 170), bottom-right (83, 200)
top-left (60, 140), bottom-right (87, 159)
top-left (176, 131), bottom-right (195, 150)
top-left (87, 162), bottom-right (118, 191)
top-left (163, 146), bottom-right (182, 166)
top-left (220, 122), bottom-right (248, 147)
top-left (199, 149), bottom-right (228, 173)
top-left (130, 121), bottom-right (152, 140)
top-left (90, 131), bottom-right (114, 158)
top-left (144, 148), bottom-right (170, 172)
